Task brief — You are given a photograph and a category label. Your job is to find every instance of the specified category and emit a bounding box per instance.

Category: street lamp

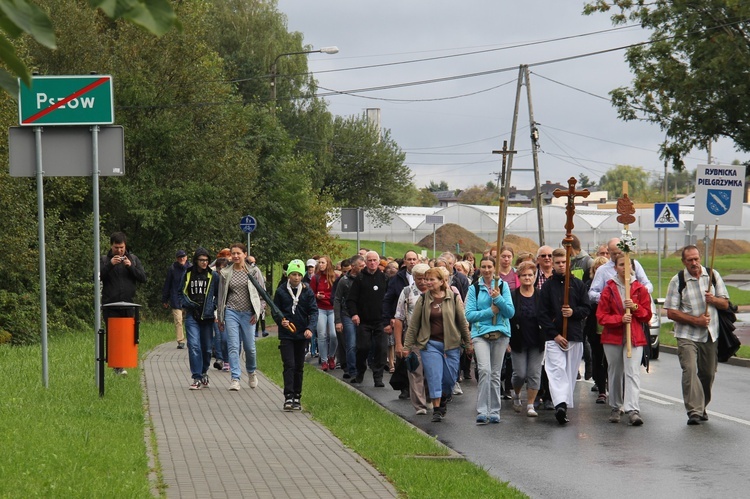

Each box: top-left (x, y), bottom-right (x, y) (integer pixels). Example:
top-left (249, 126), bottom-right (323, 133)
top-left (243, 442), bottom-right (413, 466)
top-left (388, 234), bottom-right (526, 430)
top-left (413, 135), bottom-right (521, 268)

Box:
top-left (270, 46), bottom-right (338, 113)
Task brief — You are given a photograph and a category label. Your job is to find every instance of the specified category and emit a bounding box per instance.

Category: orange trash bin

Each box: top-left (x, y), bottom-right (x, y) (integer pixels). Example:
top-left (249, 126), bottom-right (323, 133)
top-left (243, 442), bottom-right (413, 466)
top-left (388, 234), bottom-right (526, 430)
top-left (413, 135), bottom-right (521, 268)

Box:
top-left (104, 302), bottom-right (141, 369)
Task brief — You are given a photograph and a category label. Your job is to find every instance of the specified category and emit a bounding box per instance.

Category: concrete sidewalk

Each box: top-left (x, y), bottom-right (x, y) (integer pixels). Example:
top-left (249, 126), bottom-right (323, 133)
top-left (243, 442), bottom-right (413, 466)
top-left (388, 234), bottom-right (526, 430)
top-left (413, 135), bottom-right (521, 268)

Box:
top-left (144, 341), bottom-right (397, 498)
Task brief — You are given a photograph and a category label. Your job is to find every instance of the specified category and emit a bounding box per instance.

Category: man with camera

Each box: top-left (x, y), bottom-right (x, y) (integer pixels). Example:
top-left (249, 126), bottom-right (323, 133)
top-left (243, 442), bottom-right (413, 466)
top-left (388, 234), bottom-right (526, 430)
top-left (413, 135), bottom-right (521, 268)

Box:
top-left (100, 232), bottom-right (147, 375)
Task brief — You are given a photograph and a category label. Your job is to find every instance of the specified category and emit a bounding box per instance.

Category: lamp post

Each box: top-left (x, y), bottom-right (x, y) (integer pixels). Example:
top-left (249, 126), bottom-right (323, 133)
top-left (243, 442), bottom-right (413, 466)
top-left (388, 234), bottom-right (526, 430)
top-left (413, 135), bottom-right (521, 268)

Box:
top-left (270, 46), bottom-right (338, 114)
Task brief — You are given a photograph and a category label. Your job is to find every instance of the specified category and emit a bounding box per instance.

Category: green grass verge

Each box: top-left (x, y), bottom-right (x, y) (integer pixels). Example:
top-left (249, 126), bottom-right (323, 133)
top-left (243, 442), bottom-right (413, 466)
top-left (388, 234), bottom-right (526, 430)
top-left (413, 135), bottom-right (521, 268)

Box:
top-left (0, 322), bottom-right (174, 497)
top-left (0, 324), bottom-right (524, 498)
top-left (659, 322), bottom-right (750, 359)
top-left (256, 337), bottom-right (526, 498)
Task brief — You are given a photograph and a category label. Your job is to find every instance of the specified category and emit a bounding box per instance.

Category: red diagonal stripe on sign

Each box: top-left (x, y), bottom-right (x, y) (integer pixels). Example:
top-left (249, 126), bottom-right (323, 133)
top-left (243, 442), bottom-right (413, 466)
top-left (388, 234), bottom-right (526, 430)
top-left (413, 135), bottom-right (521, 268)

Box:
top-left (22, 77), bottom-right (110, 124)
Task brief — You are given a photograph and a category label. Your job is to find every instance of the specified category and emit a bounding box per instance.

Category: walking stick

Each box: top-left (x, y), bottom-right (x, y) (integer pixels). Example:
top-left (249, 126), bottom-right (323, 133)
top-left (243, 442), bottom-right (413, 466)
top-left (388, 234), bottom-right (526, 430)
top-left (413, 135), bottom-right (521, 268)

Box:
top-left (491, 141), bottom-right (515, 324)
top-left (616, 182), bottom-right (637, 358)
top-left (552, 177), bottom-right (590, 338)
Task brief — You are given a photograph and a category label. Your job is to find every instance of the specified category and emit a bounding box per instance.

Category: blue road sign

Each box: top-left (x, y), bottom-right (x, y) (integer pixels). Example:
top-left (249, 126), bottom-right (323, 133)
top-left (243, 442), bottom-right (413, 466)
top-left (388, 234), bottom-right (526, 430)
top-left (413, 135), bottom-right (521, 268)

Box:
top-left (654, 202), bottom-right (680, 228)
top-left (240, 215), bottom-right (257, 234)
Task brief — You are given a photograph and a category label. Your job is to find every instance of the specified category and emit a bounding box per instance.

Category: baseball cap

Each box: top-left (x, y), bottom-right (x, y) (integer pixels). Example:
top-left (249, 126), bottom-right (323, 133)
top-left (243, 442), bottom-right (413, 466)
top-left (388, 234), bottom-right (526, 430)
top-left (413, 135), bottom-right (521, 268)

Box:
top-left (176, 250), bottom-right (187, 258)
top-left (306, 259), bottom-right (317, 268)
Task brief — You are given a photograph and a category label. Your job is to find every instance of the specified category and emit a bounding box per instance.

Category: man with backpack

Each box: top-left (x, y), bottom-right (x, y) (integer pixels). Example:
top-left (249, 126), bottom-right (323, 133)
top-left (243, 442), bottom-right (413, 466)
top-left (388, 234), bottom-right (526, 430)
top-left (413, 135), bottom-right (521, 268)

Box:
top-left (664, 245), bottom-right (730, 426)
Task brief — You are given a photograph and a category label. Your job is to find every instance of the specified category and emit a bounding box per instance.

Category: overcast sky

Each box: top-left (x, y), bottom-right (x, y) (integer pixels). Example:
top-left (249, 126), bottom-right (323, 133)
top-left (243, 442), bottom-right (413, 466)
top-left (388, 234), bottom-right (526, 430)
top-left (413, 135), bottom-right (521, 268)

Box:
top-left (276, 1), bottom-right (743, 191)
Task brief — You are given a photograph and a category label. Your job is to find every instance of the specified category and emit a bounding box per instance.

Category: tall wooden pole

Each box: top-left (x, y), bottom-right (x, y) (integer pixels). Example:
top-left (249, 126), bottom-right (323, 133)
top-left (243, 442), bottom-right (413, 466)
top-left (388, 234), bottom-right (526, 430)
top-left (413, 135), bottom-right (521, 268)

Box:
top-left (616, 181), bottom-right (637, 358)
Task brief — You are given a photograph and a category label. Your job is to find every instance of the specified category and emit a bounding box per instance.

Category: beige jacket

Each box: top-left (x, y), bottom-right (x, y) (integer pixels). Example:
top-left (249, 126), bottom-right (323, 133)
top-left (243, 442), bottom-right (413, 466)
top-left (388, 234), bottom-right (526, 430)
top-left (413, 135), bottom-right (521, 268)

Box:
top-left (217, 263), bottom-right (265, 323)
top-left (404, 289), bottom-right (471, 351)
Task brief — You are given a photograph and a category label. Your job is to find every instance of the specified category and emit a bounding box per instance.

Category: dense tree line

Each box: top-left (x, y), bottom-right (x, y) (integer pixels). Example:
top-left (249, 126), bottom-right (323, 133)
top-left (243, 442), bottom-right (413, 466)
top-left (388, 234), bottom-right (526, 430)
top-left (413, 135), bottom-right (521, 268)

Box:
top-left (0, 0), bottom-right (412, 344)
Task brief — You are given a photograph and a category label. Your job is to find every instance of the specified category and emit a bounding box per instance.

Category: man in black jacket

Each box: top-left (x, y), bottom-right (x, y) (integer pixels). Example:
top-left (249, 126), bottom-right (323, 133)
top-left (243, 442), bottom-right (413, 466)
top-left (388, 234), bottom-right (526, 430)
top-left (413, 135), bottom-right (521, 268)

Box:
top-left (162, 249), bottom-right (190, 349)
top-left (539, 248), bottom-right (591, 424)
top-left (100, 232), bottom-right (147, 375)
top-left (346, 251), bottom-right (388, 386)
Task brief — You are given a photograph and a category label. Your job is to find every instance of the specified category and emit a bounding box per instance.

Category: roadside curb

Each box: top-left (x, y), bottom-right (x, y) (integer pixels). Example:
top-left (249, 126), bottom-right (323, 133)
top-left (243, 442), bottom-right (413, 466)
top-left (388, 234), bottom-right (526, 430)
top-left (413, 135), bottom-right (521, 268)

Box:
top-left (661, 344), bottom-right (750, 368)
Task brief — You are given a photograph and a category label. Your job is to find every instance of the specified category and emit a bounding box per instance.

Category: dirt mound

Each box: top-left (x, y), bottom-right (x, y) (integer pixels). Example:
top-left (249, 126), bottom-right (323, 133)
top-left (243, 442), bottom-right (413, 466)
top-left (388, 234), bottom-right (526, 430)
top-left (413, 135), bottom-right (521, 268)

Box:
top-left (671, 239), bottom-right (750, 257)
top-left (495, 234), bottom-right (539, 256)
top-left (416, 223), bottom-right (489, 253)
top-left (416, 224), bottom-right (540, 255)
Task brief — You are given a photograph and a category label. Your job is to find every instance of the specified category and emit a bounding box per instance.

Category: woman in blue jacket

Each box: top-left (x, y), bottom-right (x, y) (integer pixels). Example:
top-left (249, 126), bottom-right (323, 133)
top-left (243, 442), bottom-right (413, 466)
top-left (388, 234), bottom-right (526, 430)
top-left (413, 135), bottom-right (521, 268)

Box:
top-left (465, 256), bottom-right (515, 425)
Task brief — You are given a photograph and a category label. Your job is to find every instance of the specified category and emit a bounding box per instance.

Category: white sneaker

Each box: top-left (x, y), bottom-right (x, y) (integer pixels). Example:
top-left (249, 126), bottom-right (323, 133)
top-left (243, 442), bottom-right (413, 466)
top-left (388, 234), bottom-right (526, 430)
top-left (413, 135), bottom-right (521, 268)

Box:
top-left (229, 379), bottom-right (241, 391)
top-left (452, 382), bottom-right (463, 395)
top-left (416, 408), bottom-right (428, 415)
top-left (248, 372), bottom-right (258, 389)
top-left (527, 406), bottom-right (538, 417)
top-left (114, 368), bottom-right (127, 376)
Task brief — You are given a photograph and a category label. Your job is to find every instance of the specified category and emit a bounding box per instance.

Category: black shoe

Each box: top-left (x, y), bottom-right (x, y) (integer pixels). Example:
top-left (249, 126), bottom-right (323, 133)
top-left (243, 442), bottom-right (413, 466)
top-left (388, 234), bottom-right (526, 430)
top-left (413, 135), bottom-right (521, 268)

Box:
top-left (463, 370), bottom-right (472, 381)
top-left (501, 394), bottom-right (513, 400)
top-left (374, 380), bottom-right (385, 388)
top-left (213, 360), bottom-right (224, 370)
top-left (343, 373), bottom-right (351, 379)
top-left (262, 331), bottom-right (269, 337)
top-left (177, 342), bottom-right (185, 350)
top-left (555, 403), bottom-right (569, 425)
top-left (399, 388), bottom-right (410, 399)
top-left (350, 376), bottom-right (363, 384)
top-left (687, 414), bottom-right (701, 425)
top-left (591, 385), bottom-right (599, 392)
top-left (201, 374), bottom-right (209, 386)
top-left (431, 410), bottom-right (443, 422)
top-left (292, 397), bottom-right (302, 411)
top-left (700, 412), bottom-right (709, 421)
top-left (283, 399), bottom-right (294, 412)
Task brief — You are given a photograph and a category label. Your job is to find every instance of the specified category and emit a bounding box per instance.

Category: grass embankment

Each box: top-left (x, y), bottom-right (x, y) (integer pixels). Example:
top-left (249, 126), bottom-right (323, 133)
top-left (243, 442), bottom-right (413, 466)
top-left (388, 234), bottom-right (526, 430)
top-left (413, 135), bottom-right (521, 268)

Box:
top-left (0, 324), bottom-right (525, 498)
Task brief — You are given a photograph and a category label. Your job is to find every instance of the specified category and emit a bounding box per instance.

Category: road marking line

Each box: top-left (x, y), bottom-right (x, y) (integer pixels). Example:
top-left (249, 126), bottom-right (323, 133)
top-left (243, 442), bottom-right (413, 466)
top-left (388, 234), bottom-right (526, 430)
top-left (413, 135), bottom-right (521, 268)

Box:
top-left (640, 394), bottom-right (672, 405)
top-left (641, 389), bottom-right (750, 426)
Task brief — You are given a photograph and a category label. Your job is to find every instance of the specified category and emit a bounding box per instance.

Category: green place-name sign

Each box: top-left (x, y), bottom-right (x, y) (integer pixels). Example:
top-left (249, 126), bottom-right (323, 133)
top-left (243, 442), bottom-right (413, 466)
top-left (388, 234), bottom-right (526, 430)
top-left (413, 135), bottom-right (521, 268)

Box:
top-left (18, 75), bottom-right (114, 126)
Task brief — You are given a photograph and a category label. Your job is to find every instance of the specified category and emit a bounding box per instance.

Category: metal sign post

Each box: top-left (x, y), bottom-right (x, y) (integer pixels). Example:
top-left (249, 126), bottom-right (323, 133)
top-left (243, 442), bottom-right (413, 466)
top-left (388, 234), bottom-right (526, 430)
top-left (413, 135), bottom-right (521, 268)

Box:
top-left (14, 74), bottom-right (118, 391)
top-left (425, 215), bottom-right (444, 258)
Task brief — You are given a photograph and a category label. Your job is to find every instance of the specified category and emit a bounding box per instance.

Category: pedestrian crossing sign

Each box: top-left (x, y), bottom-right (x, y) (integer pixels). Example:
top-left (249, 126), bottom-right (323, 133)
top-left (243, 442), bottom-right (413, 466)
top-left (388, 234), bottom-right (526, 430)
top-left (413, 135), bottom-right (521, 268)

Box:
top-left (654, 202), bottom-right (679, 228)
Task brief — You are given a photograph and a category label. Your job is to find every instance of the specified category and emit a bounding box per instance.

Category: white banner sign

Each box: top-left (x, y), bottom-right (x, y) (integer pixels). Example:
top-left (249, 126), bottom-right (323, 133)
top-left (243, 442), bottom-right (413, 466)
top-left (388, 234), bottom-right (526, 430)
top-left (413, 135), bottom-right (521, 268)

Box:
top-left (693, 164), bottom-right (745, 226)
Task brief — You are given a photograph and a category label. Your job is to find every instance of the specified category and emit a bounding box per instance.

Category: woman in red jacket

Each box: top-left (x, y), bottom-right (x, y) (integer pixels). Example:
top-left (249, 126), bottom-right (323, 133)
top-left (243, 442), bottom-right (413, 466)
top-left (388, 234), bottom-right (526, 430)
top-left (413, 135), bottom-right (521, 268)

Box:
top-left (310, 256), bottom-right (338, 371)
top-left (596, 252), bottom-right (652, 426)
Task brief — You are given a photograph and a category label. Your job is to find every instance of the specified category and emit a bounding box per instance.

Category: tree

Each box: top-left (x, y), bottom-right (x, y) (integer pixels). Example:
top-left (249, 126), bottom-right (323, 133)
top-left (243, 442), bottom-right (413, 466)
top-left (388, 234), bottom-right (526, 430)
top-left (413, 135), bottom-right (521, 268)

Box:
top-left (0, 0), bottom-right (178, 95)
top-left (597, 165), bottom-right (650, 200)
top-left (584, 2), bottom-right (750, 168)
top-left (427, 180), bottom-right (449, 192)
top-left (316, 114), bottom-right (412, 226)
top-left (578, 173), bottom-right (594, 189)
top-left (458, 184), bottom-right (498, 205)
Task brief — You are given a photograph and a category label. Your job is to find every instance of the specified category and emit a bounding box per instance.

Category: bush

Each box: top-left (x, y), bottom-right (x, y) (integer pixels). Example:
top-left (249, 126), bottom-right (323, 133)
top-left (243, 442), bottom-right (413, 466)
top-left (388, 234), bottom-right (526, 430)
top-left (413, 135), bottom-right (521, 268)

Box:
top-left (0, 290), bottom-right (40, 346)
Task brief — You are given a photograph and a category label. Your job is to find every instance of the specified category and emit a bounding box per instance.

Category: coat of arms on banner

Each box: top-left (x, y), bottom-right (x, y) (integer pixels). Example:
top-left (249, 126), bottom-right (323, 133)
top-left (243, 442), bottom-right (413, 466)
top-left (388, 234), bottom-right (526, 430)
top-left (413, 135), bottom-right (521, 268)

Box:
top-left (707, 189), bottom-right (731, 216)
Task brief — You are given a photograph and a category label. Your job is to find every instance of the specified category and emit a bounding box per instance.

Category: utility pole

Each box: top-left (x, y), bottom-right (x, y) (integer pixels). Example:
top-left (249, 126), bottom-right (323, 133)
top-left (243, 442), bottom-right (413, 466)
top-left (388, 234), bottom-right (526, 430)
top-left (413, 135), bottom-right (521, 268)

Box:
top-left (504, 64), bottom-right (545, 245)
top-left (492, 140), bottom-right (518, 232)
top-left (524, 65), bottom-right (545, 245)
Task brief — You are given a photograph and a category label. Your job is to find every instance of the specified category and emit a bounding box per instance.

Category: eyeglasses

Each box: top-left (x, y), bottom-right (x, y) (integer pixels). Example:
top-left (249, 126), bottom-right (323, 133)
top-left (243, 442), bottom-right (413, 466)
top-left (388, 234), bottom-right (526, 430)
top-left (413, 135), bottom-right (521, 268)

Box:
top-left (539, 254), bottom-right (552, 258)
top-left (197, 258), bottom-right (209, 262)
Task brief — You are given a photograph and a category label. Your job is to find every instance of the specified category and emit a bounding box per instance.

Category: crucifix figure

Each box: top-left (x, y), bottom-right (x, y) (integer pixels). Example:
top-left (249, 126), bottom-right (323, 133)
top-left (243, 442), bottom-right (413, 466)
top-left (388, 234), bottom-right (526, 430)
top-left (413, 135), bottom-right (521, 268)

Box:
top-left (552, 177), bottom-right (590, 338)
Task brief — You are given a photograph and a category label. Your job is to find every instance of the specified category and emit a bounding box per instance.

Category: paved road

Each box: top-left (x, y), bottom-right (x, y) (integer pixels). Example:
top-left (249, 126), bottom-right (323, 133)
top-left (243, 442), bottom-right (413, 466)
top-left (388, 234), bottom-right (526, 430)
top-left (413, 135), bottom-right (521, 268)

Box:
top-left (332, 351), bottom-right (750, 499)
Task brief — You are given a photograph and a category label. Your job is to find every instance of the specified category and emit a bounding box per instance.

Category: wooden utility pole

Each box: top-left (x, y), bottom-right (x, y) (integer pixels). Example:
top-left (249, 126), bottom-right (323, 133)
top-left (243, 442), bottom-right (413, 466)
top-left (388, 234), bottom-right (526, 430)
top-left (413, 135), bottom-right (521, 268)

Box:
top-left (505, 65), bottom-right (545, 246)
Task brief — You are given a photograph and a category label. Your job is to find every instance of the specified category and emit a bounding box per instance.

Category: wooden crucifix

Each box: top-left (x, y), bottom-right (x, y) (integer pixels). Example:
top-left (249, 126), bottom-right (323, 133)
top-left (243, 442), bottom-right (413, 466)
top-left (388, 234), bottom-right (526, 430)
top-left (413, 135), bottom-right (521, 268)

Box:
top-left (552, 177), bottom-right (590, 338)
top-left (616, 181), bottom-right (637, 357)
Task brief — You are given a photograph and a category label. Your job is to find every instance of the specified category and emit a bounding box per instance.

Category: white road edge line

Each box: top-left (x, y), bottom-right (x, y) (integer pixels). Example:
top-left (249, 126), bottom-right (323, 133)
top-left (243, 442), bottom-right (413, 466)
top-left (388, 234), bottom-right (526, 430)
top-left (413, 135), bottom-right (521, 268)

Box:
top-left (640, 388), bottom-right (750, 426)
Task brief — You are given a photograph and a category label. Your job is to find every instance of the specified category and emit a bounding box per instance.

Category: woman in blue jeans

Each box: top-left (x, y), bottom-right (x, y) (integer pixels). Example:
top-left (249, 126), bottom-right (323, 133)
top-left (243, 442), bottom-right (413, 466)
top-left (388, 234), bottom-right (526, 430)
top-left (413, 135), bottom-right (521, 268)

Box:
top-left (465, 256), bottom-right (515, 425)
top-left (217, 243), bottom-right (265, 392)
top-left (310, 255), bottom-right (338, 371)
top-left (403, 267), bottom-right (473, 422)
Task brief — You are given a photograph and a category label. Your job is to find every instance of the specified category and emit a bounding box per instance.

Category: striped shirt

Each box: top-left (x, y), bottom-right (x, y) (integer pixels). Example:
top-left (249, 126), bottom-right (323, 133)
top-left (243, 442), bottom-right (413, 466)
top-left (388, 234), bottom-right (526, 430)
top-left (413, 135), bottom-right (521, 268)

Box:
top-left (664, 266), bottom-right (729, 342)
